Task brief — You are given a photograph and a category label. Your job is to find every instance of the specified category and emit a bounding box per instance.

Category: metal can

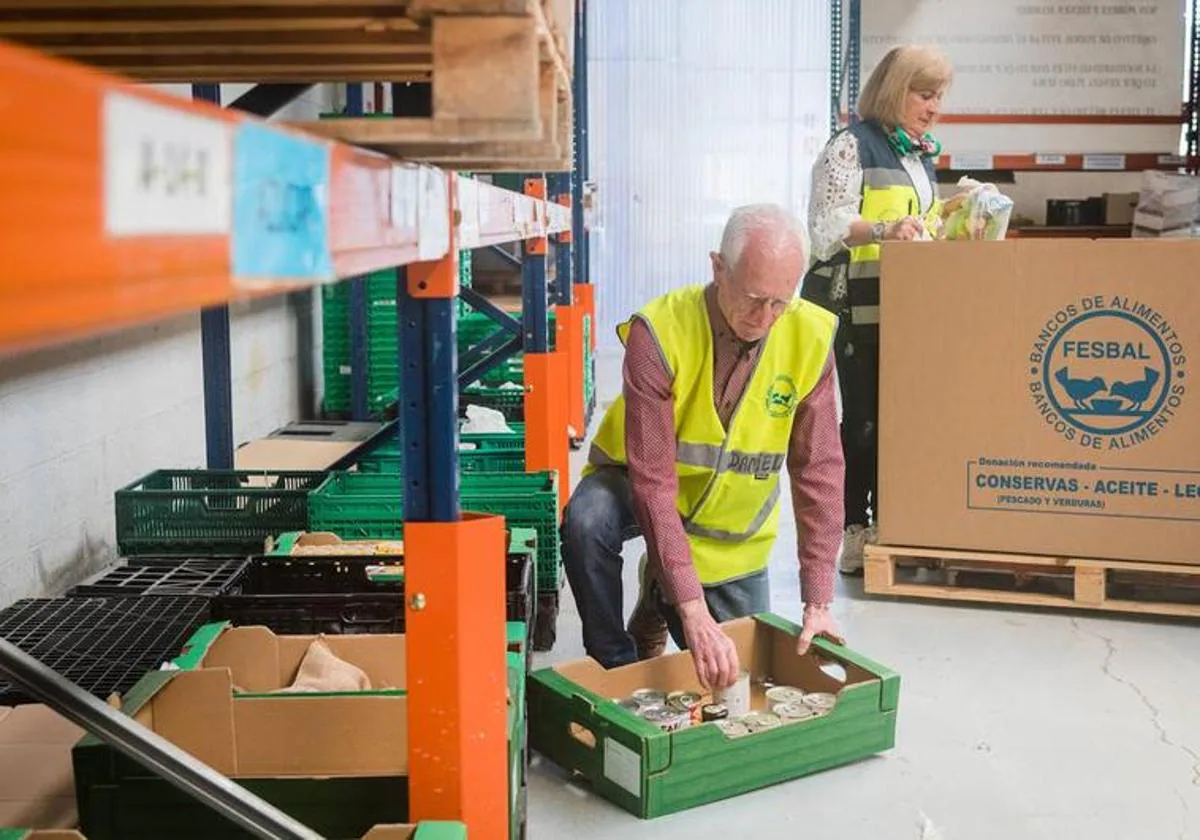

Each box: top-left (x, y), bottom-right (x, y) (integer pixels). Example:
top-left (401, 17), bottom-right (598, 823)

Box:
top-left (802, 692), bottom-right (837, 713)
top-left (765, 685), bottom-right (806, 706)
top-left (772, 701), bottom-right (815, 721)
top-left (714, 719), bottom-right (751, 739)
top-left (714, 670), bottom-right (751, 718)
top-left (743, 711), bottom-right (782, 733)
top-left (615, 697), bottom-right (641, 714)
top-left (666, 690), bottom-right (704, 713)
top-left (631, 688), bottom-right (667, 707)
top-left (700, 703), bottom-right (729, 722)
top-left (641, 706), bottom-right (690, 732)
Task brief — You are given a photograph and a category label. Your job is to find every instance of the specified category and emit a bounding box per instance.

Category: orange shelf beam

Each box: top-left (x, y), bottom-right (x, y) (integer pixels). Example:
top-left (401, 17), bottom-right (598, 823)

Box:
top-left (0, 39), bottom-right (569, 355)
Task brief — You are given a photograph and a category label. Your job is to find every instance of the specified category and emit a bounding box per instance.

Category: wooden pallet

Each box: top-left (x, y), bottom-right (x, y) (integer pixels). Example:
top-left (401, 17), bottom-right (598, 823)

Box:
top-left (864, 544), bottom-right (1200, 619)
top-left (0, 0), bottom-right (574, 170)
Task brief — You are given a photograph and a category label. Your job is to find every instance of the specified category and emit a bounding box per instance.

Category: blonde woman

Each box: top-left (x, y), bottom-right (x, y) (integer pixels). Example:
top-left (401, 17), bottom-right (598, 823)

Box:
top-left (801, 45), bottom-right (954, 573)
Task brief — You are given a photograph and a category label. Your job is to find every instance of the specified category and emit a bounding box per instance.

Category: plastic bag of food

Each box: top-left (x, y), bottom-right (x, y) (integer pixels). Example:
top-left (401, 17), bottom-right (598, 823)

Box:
top-left (940, 176), bottom-right (1014, 240)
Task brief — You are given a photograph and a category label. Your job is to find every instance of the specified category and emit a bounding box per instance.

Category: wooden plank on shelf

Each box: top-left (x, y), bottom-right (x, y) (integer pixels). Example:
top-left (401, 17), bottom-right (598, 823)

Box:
top-left (299, 50), bottom-right (572, 170)
top-left (0, 0), bottom-right (572, 83)
top-left (864, 544), bottom-right (1200, 620)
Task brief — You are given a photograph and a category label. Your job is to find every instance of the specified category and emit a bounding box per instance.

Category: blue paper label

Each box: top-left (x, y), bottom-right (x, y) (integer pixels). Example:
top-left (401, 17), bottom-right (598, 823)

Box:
top-left (231, 124), bottom-right (333, 281)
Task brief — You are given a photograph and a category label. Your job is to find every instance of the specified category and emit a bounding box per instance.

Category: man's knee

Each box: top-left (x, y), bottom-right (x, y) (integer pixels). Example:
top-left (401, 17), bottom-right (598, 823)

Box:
top-left (562, 473), bottom-right (627, 547)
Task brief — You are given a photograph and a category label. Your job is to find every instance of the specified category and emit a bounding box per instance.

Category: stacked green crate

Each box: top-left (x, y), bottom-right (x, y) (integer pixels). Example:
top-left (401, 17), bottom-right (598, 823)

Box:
top-left (582, 312), bottom-right (595, 414)
top-left (506, 623), bottom-right (528, 840)
top-left (307, 471), bottom-right (561, 592)
top-left (322, 258), bottom-right (474, 415)
top-left (321, 271), bottom-right (399, 414)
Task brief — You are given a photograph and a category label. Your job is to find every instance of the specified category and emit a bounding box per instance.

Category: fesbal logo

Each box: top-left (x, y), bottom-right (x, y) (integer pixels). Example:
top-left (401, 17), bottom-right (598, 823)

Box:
top-left (1029, 295), bottom-right (1187, 451)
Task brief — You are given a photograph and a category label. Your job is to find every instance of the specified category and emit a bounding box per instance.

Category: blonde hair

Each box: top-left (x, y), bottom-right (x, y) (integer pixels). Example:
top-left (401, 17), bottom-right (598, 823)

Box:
top-left (857, 45), bottom-right (953, 128)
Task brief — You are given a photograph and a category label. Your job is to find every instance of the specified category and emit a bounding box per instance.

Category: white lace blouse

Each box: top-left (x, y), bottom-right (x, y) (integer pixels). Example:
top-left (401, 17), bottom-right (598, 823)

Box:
top-left (807, 130), bottom-right (938, 263)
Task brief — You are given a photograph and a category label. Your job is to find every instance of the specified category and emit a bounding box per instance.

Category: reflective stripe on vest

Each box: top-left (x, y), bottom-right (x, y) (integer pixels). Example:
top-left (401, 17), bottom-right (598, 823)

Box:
top-left (584, 285), bottom-right (837, 585)
top-left (804, 120), bottom-right (943, 326)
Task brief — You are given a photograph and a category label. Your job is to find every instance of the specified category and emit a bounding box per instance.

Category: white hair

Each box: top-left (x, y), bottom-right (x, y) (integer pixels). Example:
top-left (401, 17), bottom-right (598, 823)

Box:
top-left (718, 203), bottom-right (809, 270)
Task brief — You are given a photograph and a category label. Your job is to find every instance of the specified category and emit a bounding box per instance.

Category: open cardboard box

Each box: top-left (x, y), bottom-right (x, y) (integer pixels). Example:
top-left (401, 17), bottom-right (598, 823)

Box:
top-left (528, 613), bottom-right (900, 818)
top-left (0, 705), bottom-right (84, 831)
top-left (72, 624), bottom-right (410, 839)
top-left (267, 531), bottom-right (406, 560)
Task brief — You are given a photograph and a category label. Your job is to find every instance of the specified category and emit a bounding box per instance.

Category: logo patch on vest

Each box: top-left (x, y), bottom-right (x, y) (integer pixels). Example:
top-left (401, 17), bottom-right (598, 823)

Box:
top-left (765, 375), bottom-right (799, 418)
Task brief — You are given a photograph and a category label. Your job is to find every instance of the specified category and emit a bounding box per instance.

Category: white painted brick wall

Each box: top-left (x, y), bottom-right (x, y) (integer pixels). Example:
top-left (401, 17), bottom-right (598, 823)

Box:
top-left (0, 83), bottom-right (335, 607)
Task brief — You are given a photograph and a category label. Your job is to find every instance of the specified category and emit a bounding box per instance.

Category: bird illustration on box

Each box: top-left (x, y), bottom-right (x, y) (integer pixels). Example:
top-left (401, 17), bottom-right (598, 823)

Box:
top-left (1108, 366), bottom-right (1160, 412)
top-left (1055, 367), bottom-right (1107, 410)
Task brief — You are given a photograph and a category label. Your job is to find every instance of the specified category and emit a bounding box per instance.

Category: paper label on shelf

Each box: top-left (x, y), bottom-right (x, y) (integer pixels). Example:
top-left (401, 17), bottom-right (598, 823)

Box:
top-left (603, 738), bottom-right (642, 798)
top-left (1082, 154), bottom-right (1126, 171)
top-left (389, 163), bottom-right (420, 235)
top-left (417, 166), bottom-right (450, 261)
top-left (230, 124), bottom-right (333, 283)
top-left (457, 175), bottom-right (481, 249)
top-left (1158, 154), bottom-right (1187, 166)
top-left (103, 93), bottom-right (233, 236)
top-left (1035, 154), bottom-right (1068, 167)
top-left (949, 153), bottom-right (994, 171)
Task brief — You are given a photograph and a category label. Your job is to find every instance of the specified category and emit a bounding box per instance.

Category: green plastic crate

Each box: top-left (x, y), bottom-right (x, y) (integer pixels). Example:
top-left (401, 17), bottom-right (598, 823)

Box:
top-left (583, 313), bottom-right (595, 410)
top-left (507, 639), bottom-right (528, 840)
top-left (114, 470), bottom-right (327, 556)
top-left (527, 613), bottom-right (900, 819)
top-left (462, 385), bottom-right (526, 423)
top-left (366, 425), bottom-right (526, 457)
top-left (357, 445), bottom-right (524, 474)
top-left (307, 471), bottom-right (560, 587)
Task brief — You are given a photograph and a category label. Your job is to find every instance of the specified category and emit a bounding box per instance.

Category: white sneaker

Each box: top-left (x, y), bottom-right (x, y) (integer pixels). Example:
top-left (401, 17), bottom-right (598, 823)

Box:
top-left (838, 524), bottom-right (869, 575)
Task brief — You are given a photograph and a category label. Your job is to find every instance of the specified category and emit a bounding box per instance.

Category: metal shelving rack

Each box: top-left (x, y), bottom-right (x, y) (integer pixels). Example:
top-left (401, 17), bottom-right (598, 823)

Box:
top-left (0, 0), bottom-right (591, 833)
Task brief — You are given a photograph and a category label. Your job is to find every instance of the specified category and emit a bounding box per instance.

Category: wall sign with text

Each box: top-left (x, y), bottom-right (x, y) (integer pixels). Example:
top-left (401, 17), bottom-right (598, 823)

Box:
top-left (861, 1), bottom-right (1187, 118)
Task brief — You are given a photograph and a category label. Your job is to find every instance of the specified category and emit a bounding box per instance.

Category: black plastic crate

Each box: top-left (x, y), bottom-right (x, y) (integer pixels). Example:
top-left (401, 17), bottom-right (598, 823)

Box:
top-left (211, 556), bottom-right (405, 636)
top-left (68, 558), bottom-right (251, 598)
top-left (0, 596), bottom-right (211, 705)
top-left (212, 540), bottom-right (536, 637)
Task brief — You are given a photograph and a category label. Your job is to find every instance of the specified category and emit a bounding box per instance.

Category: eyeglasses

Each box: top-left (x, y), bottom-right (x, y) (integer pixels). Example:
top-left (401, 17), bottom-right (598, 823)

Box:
top-left (732, 287), bottom-right (790, 316)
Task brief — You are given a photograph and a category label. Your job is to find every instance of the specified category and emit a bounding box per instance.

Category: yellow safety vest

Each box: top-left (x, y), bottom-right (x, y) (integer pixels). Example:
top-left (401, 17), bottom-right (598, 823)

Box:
top-left (586, 285), bottom-right (837, 586)
top-left (806, 120), bottom-right (944, 329)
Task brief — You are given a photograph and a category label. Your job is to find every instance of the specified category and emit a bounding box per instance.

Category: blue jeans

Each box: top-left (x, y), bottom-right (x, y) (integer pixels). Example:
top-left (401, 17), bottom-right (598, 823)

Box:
top-left (561, 466), bottom-right (771, 668)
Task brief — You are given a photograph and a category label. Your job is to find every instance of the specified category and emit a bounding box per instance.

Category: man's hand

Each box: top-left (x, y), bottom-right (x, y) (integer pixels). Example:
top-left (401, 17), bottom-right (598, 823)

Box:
top-left (678, 598), bottom-right (740, 690)
top-left (884, 216), bottom-right (925, 241)
top-left (796, 604), bottom-right (845, 656)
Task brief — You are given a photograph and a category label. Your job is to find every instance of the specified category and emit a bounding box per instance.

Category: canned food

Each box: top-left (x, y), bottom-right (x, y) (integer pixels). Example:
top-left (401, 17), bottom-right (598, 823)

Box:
top-left (631, 688), bottom-right (667, 707)
top-left (616, 698), bottom-right (641, 714)
top-left (772, 701), bottom-right (815, 721)
top-left (714, 671), bottom-right (751, 718)
top-left (802, 692), bottom-right (837, 712)
top-left (641, 706), bottom-right (690, 732)
top-left (743, 711), bottom-right (782, 732)
top-left (700, 703), bottom-right (729, 722)
top-left (764, 685), bottom-right (806, 705)
top-left (714, 719), bottom-right (751, 739)
top-left (667, 690), bottom-right (704, 711)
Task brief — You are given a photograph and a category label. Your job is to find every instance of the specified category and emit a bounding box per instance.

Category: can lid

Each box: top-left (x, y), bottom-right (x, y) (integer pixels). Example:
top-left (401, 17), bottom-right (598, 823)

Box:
top-left (772, 701), bottom-right (814, 720)
top-left (765, 685), bottom-right (806, 705)
top-left (802, 692), bottom-right (837, 712)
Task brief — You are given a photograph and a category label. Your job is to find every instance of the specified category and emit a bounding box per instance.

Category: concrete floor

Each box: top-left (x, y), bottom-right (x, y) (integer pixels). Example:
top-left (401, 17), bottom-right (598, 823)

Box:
top-left (527, 352), bottom-right (1200, 840)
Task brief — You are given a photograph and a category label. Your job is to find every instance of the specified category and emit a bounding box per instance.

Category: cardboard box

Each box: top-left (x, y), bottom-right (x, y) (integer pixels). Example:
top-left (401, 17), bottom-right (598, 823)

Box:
top-left (879, 240), bottom-right (1200, 562)
top-left (72, 624), bottom-right (410, 839)
top-left (527, 614), bottom-right (899, 818)
top-left (1103, 192), bottom-right (1139, 226)
top-left (0, 705), bottom-right (84, 830)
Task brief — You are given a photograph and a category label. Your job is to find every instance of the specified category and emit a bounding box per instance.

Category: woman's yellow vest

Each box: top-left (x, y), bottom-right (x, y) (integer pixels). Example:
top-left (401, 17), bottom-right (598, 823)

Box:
top-left (586, 285), bottom-right (837, 586)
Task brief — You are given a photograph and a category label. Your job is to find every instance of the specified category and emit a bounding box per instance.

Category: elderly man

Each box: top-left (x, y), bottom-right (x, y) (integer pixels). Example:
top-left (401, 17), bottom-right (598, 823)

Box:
top-left (560, 203), bottom-right (846, 690)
